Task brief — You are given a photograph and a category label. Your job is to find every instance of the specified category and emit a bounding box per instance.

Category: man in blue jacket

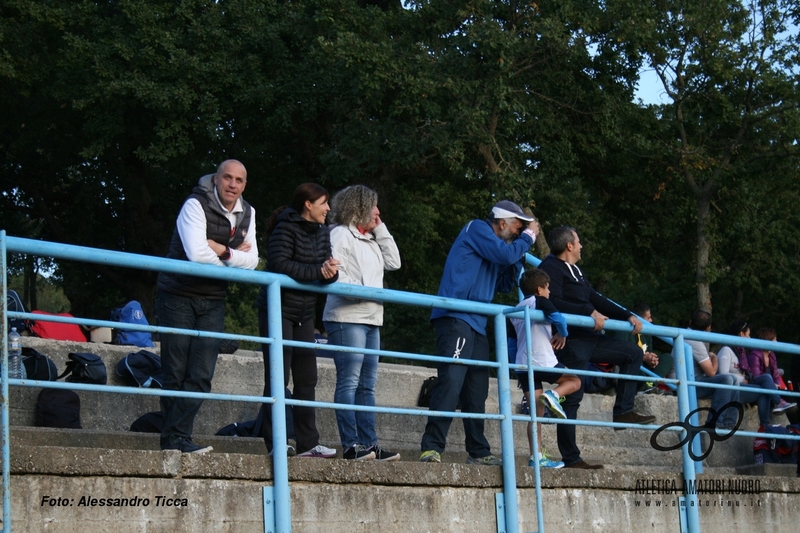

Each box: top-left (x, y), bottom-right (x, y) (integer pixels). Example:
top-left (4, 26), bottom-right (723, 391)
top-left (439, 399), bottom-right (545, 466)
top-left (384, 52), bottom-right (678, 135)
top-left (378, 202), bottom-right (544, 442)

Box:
top-left (420, 200), bottom-right (538, 465)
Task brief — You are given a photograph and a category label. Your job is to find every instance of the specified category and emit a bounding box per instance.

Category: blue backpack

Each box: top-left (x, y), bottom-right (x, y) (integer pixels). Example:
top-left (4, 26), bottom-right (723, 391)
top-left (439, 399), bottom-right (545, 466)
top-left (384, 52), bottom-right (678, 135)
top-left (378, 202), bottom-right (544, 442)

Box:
top-left (116, 350), bottom-right (164, 388)
top-left (110, 301), bottom-right (154, 348)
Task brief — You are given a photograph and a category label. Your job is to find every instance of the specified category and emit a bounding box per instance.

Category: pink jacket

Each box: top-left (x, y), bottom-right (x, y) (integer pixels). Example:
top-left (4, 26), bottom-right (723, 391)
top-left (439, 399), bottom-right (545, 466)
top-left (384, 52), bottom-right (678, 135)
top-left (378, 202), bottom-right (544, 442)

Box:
top-left (747, 349), bottom-right (780, 382)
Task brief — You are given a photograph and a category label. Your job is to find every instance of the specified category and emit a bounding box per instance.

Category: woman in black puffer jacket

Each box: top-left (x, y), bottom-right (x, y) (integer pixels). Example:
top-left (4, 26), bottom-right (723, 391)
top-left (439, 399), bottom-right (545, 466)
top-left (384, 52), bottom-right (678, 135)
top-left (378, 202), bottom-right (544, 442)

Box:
top-left (257, 183), bottom-right (340, 458)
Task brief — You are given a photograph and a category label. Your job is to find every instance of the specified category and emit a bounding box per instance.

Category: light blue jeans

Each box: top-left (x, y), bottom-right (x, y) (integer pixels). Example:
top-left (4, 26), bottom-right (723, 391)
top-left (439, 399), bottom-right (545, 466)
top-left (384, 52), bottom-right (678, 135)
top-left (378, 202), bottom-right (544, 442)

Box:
top-left (325, 321), bottom-right (380, 449)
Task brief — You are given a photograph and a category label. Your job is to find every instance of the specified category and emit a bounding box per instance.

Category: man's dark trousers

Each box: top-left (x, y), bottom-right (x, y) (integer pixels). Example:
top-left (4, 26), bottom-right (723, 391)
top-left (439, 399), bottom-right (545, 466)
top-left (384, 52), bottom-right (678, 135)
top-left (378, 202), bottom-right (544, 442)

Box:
top-left (421, 317), bottom-right (493, 459)
top-left (555, 335), bottom-right (643, 465)
top-left (157, 291), bottom-right (224, 445)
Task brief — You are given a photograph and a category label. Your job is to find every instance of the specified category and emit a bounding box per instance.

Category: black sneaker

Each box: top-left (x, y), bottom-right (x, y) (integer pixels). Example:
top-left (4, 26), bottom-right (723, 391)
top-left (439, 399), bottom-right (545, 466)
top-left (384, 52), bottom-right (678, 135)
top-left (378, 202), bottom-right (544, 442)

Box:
top-left (342, 444), bottom-right (376, 461)
top-left (612, 411), bottom-right (656, 430)
top-left (370, 445), bottom-right (400, 462)
top-left (162, 437), bottom-right (213, 454)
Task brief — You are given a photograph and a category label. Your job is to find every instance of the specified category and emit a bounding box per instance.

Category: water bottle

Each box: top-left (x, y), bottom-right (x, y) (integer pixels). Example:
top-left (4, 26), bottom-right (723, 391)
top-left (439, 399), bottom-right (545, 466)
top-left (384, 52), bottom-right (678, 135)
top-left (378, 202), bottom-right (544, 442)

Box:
top-left (7, 327), bottom-right (26, 379)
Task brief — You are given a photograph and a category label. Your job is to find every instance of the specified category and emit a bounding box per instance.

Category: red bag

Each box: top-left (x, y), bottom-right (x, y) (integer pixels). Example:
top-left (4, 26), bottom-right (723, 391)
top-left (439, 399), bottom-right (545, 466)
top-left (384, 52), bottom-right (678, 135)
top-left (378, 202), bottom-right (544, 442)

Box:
top-left (29, 311), bottom-right (87, 342)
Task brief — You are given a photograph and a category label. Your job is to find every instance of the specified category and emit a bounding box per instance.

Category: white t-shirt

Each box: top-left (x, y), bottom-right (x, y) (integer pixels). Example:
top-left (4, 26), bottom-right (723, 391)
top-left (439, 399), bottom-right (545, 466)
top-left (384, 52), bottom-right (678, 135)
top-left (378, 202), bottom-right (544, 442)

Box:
top-left (510, 295), bottom-right (559, 369)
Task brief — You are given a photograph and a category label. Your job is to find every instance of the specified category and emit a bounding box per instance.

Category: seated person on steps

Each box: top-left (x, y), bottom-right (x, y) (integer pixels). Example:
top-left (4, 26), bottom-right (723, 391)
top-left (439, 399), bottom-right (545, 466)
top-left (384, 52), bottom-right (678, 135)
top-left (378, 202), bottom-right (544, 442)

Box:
top-left (717, 320), bottom-right (795, 428)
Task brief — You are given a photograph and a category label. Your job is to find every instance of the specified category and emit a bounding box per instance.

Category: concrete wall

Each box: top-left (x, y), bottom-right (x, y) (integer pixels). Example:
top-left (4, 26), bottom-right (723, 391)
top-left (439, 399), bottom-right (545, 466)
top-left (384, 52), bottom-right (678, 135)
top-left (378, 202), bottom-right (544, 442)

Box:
top-left (5, 446), bottom-right (800, 533)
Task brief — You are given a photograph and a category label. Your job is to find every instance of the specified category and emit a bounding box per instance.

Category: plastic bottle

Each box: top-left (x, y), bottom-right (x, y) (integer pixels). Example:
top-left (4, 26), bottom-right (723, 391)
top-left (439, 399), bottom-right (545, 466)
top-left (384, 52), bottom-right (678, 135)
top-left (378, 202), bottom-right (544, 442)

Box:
top-left (7, 327), bottom-right (26, 379)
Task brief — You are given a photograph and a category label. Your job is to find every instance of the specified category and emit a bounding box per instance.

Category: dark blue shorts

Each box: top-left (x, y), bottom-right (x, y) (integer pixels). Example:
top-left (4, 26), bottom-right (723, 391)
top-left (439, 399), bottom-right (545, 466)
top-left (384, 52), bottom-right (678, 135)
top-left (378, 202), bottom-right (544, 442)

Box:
top-left (516, 363), bottom-right (568, 392)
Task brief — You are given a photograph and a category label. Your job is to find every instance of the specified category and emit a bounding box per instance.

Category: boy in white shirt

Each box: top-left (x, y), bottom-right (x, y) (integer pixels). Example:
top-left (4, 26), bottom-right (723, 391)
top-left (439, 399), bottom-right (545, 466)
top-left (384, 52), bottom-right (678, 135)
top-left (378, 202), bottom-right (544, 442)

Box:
top-left (511, 269), bottom-right (581, 468)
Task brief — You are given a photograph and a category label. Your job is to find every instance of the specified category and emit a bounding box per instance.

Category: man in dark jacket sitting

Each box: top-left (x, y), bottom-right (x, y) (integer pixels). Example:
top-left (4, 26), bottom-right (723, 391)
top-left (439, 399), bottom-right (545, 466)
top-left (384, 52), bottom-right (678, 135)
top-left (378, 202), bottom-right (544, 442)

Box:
top-left (539, 226), bottom-right (655, 469)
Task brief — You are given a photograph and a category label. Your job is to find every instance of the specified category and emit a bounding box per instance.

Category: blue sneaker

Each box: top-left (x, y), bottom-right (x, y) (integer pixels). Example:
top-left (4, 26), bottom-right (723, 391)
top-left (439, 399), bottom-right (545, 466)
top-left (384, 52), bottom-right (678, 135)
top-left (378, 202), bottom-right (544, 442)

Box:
top-left (529, 449), bottom-right (564, 469)
top-left (539, 390), bottom-right (567, 419)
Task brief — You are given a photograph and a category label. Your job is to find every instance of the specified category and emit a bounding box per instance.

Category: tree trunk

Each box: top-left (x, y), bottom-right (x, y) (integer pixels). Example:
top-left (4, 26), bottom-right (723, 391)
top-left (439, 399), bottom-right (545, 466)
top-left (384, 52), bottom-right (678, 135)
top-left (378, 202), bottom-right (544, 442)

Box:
top-left (695, 193), bottom-right (713, 313)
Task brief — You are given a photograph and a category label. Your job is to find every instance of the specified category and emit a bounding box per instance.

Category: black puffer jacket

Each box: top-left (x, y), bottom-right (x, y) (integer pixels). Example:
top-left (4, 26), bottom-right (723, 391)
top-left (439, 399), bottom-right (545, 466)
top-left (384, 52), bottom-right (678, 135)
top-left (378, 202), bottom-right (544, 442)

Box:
top-left (258, 208), bottom-right (338, 324)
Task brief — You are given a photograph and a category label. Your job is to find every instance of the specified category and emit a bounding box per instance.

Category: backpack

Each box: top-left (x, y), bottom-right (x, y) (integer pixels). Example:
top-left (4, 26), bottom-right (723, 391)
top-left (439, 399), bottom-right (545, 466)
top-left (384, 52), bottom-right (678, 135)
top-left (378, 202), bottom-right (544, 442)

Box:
top-left (29, 311), bottom-right (87, 342)
top-left (6, 289), bottom-right (32, 333)
top-left (21, 347), bottom-right (58, 381)
top-left (219, 339), bottom-right (239, 354)
top-left (110, 301), bottom-right (154, 348)
top-left (116, 350), bottom-right (164, 388)
top-left (216, 417), bottom-right (263, 437)
top-left (417, 376), bottom-right (438, 408)
top-left (130, 411), bottom-right (165, 433)
top-left (57, 352), bottom-right (107, 385)
top-left (584, 362), bottom-right (616, 394)
top-left (753, 424), bottom-right (800, 464)
top-left (35, 389), bottom-right (81, 429)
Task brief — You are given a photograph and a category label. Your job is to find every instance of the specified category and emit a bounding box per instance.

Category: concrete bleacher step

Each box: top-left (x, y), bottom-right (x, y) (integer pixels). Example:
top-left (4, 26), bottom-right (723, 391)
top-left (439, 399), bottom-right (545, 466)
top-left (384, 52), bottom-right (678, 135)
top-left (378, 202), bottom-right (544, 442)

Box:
top-left (12, 336), bottom-right (780, 471)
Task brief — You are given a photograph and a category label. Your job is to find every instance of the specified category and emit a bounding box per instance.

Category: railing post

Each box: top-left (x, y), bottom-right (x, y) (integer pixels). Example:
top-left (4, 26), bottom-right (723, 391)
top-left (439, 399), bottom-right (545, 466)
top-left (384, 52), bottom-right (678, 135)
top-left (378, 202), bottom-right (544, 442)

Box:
top-left (522, 306), bottom-right (545, 533)
top-left (673, 334), bottom-right (700, 533)
top-left (1, 230), bottom-right (11, 533)
top-left (267, 280), bottom-right (291, 533)
top-left (494, 313), bottom-right (519, 533)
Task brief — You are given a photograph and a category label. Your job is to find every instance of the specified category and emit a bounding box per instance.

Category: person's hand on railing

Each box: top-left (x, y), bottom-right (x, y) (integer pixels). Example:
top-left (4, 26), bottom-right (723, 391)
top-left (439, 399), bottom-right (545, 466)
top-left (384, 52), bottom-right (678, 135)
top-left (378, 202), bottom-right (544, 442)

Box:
top-left (628, 315), bottom-right (643, 334)
top-left (590, 309), bottom-right (607, 331)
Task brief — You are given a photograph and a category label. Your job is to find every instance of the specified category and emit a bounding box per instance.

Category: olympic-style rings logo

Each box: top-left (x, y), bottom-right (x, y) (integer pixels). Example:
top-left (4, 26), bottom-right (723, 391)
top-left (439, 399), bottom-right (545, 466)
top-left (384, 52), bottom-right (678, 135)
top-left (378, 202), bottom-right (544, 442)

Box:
top-left (649, 401), bottom-right (744, 461)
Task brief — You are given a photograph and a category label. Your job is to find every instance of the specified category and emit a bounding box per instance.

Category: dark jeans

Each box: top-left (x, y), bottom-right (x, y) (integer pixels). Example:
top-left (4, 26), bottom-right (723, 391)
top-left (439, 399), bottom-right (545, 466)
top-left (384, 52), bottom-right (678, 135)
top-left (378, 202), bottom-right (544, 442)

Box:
top-left (420, 317), bottom-right (492, 459)
top-left (738, 373), bottom-right (777, 426)
top-left (555, 335), bottom-right (643, 466)
top-left (156, 291), bottom-right (224, 446)
top-left (257, 306), bottom-right (320, 455)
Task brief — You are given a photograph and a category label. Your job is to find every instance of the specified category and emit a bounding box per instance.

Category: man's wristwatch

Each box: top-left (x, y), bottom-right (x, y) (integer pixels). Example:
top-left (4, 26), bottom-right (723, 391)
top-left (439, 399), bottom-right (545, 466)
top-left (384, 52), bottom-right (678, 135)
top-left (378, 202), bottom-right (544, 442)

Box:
top-left (219, 247), bottom-right (231, 261)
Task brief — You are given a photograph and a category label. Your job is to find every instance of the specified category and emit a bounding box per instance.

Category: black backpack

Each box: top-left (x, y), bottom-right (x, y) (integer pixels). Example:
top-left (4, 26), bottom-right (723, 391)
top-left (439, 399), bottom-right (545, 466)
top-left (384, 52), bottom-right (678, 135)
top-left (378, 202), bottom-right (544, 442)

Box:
top-left (6, 289), bottom-right (32, 333)
top-left (35, 389), bottom-right (81, 429)
top-left (116, 350), bottom-right (164, 388)
top-left (57, 352), bottom-right (108, 385)
top-left (417, 376), bottom-right (438, 408)
top-left (216, 409), bottom-right (264, 437)
top-left (22, 347), bottom-right (58, 381)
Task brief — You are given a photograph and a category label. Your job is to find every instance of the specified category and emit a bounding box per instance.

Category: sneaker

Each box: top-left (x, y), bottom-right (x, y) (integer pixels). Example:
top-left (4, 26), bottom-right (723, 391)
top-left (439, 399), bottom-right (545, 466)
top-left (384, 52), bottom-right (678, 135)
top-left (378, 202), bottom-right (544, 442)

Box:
top-left (420, 450), bottom-right (441, 463)
top-left (638, 385), bottom-right (668, 396)
top-left (162, 437), bottom-right (213, 454)
top-left (297, 444), bottom-right (337, 458)
top-left (773, 400), bottom-right (797, 413)
top-left (612, 411), bottom-right (656, 430)
top-left (529, 449), bottom-right (564, 469)
top-left (369, 445), bottom-right (400, 462)
top-left (539, 390), bottom-right (567, 419)
top-left (268, 444), bottom-right (297, 457)
top-left (466, 454), bottom-right (502, 466)
top-left (342, 444), bottom-right (376, 461)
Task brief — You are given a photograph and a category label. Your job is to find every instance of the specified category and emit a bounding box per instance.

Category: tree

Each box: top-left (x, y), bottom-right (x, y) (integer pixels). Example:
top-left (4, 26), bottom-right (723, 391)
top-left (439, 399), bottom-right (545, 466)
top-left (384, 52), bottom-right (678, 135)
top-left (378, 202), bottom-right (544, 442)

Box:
top-left (621, 0), bottom-right (800, 313)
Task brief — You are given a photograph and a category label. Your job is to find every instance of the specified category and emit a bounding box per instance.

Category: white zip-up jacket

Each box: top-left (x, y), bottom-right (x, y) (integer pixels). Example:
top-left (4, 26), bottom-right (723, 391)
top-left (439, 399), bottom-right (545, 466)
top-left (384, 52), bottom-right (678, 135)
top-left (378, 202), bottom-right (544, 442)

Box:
top-left (322, 222), bottom-right (401, 326)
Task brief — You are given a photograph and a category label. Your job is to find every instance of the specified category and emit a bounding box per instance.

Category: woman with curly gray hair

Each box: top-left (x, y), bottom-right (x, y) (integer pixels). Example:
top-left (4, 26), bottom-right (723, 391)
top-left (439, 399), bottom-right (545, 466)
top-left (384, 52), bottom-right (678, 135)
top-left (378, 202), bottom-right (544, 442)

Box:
top-left (323, 184), bottom-right (402, 461)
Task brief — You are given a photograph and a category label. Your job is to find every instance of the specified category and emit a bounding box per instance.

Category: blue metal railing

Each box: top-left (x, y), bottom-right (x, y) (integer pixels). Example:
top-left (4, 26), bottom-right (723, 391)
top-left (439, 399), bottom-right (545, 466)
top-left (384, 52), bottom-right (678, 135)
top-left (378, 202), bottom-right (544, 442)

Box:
top-left (2, 235), bottom-right (800, 533)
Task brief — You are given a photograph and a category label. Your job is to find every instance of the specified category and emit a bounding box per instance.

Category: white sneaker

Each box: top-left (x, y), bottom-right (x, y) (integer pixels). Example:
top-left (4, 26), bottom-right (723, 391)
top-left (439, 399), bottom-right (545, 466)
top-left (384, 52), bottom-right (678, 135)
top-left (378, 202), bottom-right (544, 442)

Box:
top-left (297, 444), bottom-right (337, 458)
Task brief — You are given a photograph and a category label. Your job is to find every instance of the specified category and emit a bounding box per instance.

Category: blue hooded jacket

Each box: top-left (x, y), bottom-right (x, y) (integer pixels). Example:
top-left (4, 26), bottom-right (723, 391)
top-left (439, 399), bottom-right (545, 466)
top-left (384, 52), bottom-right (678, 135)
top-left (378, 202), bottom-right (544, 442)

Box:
top-left (431, 219), bottom-right (532, 335)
